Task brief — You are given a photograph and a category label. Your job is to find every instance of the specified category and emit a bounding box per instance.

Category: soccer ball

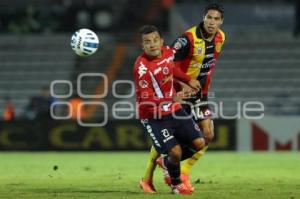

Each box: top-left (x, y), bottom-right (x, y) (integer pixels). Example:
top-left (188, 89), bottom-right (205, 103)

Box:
top-left (71, 29), bottom-right (99, 56)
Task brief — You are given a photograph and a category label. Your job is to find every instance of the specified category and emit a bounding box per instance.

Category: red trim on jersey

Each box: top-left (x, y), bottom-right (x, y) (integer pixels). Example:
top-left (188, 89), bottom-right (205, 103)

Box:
top-left (175, 32), bottom-right (194, 73)
top-left (213, 31), bottom-right (224, 59)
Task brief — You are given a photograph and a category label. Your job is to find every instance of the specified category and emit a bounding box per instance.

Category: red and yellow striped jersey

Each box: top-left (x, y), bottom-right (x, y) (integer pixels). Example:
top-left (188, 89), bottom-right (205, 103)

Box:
top-left (173, 23), bottom-right (225, 94)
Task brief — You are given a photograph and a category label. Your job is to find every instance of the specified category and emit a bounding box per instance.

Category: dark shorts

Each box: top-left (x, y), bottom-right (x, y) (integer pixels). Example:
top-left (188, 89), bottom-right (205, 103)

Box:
top-left (182, 93), bottom-right (213, 122)
top-left (141, 108), bottom-right (203, 154)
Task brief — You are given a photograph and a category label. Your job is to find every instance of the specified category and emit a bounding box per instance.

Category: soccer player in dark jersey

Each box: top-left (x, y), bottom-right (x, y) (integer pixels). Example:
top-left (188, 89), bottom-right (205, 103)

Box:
top-left (140, 3), bottom-right (225, 193)
top-left (134, 25), bottom-right (205, 195)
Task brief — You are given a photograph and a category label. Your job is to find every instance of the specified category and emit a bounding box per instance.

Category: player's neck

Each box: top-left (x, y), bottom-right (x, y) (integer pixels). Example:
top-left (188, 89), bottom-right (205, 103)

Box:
top-left (147, 53), bottom-right (162, 59)
top-left (200, 24), bottom-right (215, 42)
top-left (145, 50), bottom-right (163, 60)
top-left (201, 29), bottom-right (215, 42)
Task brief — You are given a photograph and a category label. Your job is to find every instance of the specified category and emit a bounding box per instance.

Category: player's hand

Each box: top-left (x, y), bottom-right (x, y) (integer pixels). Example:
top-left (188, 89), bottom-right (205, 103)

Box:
top-left (173, 92), bottom-right (184, 103)
top-left (174, 90), bottom-right (189, 103)
top-left (188, 79), bottom-right (201, 91)
top-left (174, 87), bottom-right (194, 102)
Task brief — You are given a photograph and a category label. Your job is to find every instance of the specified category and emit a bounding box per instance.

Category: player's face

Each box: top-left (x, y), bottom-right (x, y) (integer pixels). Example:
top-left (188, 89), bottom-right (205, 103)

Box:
top-left (203, 10), bottom-right (223, 35)
top-left (141, 31), bottom-right (164, 58)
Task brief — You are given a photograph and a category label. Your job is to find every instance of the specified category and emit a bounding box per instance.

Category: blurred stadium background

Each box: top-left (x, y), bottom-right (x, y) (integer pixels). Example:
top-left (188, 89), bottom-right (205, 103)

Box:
top-left (0, 0), bottom-right (299, 198)
top-left (0, 0), bottom-right (299, 151)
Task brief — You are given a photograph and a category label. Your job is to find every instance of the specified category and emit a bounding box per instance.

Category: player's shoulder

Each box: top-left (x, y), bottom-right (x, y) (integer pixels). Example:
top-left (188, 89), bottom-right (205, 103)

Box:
top-left (183, 26), bottom-right (196, 37)
top-left (162, 46), bottom-right (175, 54)
top-left (182, 26), bottom-right (198, 43)
top-left (185, 25), bottom-right (197, 33)
top-left (134, 54), bottom-right (148, 68)
top-left (133, 55), bottom-right (148, 78)
top-left (216, 29), bottom-right (226, 42)
top-left (162, 46), bottom-right (176, 60)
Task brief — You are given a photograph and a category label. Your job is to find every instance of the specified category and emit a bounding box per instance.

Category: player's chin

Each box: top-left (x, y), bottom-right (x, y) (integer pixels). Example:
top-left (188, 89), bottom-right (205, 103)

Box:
top-left (149, 51), bottom-right (160, 57)
top-left (207, 29), bottom-right (216, 35)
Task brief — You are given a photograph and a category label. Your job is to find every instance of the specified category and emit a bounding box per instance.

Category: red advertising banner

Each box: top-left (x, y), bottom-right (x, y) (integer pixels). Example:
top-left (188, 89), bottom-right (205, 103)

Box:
top-left (237, 117), bottom-right (300, 151)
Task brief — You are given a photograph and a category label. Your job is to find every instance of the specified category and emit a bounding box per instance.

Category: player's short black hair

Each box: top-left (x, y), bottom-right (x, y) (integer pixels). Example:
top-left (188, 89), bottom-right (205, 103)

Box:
top-left (139, 25), bottom-right (162, 37)
top-left (203, 3), bottom-right (224, 19)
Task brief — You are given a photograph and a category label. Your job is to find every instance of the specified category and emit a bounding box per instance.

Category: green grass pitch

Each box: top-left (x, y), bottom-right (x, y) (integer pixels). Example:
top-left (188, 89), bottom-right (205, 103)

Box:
top-left (0, 152), bottom-right (299, 199)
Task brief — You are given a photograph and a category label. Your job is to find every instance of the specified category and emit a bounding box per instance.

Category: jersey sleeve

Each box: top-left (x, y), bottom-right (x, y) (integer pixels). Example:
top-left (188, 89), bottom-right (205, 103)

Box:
top-left (172, 34), bottom-right (191, 61)
top-left (173, 65), bottom-right (191, 83)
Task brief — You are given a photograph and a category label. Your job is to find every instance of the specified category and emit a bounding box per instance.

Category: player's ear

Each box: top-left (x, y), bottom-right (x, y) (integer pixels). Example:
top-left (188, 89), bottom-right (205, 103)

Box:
top-left (140, 42), bottom-right (145, 50)
top-left (220, 18), bottom-right (224, 25)
top-left (160, 38), bottom-right (164, 46)
top-left (140, 36), bottom-right (145, 50)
